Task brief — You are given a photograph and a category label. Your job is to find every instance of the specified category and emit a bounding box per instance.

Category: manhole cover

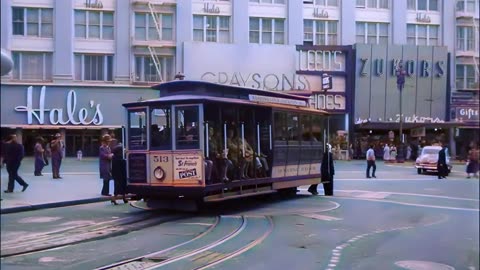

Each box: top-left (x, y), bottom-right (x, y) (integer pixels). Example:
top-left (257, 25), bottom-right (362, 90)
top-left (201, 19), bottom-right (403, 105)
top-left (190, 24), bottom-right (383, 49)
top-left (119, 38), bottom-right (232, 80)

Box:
top-left (395, 260), bottom-right (455, 270)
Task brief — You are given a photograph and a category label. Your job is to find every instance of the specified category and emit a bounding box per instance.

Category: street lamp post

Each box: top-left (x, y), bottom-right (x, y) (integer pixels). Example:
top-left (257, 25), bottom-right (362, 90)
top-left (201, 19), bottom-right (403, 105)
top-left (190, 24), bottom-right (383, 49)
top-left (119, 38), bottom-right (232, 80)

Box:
top-left (396, 61), bottom-right (406, 162)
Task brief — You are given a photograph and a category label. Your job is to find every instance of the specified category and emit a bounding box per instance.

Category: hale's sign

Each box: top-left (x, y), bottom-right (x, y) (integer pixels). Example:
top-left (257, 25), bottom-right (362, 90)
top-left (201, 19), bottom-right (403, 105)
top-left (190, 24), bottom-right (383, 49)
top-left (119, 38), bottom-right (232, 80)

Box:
top-left (14, 86), bottom-right (104, 125)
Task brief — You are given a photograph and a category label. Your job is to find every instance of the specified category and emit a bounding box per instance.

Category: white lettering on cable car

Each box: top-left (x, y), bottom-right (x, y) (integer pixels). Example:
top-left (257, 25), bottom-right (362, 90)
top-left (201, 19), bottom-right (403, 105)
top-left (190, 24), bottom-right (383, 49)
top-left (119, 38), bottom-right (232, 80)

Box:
top-left (14, 86), bottom-right (104, 125)
top-left (249, 95), bottom-right (307, 107)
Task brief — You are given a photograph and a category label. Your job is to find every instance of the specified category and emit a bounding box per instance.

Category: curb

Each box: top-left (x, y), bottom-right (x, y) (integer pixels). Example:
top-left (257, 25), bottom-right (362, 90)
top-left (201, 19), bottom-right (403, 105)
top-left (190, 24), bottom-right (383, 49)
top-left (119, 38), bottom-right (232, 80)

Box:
top-left (0, 195), bottom-right (135, 215)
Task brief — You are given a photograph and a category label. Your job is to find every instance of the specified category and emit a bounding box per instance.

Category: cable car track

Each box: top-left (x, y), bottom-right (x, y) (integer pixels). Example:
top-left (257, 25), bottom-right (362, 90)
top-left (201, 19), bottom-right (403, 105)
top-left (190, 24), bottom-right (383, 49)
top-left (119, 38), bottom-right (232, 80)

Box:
top-left (1, 213), bottom-right (188, 258)
top-left (96, 215), bottom-right (274, 270)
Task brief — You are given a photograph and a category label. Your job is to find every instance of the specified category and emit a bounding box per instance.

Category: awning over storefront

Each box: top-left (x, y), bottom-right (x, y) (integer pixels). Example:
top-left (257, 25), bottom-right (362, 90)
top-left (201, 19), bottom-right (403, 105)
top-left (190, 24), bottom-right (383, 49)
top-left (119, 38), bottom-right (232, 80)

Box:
top-left (355, 121), bottom-right (465, 130)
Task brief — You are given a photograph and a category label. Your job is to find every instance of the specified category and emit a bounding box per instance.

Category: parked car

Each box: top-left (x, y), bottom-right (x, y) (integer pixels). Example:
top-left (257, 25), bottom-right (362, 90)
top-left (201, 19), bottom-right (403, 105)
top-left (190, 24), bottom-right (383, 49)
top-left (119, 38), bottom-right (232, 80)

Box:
top-left (415, 145), bottom-right (452, 175)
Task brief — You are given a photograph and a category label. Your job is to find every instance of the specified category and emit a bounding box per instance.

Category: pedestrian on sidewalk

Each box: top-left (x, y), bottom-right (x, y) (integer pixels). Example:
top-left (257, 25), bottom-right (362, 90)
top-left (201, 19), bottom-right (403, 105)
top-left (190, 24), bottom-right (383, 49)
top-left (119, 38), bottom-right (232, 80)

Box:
top-left (437, 143), bottom-right (448, 179)
top-left (34, 136), bottom-right (46, 176)
top-left (383, 144), bottom-right (390, 161)
top-left (99, 134), bottom-right (114, 197)
top-left (309, 144), bottom-right (335, 195)
top-left (4, 134), bottom-right (29, 193)
top-left (366, 144), bottom-right (376, 178)
top-left (466, 144), bottom-right (479, 178)
top-left (50, 133), bottom-right (65, 179)
top-left (111, 142), bottom-right (127, 205)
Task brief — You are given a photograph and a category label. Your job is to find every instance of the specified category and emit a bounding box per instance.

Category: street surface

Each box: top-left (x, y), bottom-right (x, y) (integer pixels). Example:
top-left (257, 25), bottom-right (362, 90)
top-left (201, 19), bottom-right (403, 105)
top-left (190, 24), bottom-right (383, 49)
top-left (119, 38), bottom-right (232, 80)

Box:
top-left (1, 159), bottom-right (479, 270)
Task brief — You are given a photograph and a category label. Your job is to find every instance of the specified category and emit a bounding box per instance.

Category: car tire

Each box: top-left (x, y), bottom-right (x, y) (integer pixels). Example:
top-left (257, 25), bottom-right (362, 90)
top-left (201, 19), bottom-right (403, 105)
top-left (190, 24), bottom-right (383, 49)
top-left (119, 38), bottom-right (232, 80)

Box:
top-left (417, 168), bottom-right (422, 174)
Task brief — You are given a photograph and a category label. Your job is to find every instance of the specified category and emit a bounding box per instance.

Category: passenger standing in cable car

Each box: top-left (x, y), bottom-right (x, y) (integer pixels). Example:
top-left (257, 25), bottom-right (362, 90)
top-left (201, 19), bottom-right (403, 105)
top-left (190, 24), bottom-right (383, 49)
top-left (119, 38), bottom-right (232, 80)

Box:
top-left (308, 144), bottom-right (334, 196)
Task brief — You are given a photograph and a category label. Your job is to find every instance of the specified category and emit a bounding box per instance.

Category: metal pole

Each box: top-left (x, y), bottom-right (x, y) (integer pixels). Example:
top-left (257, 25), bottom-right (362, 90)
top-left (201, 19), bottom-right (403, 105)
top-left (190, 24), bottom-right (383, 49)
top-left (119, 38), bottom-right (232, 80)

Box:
top-left (257, 123), bottom-right (260, 154)
top-left (224, 122), bottom-right (227, 153)
top-left (205, 122), bottom-right (209, 158)
top-left (268, 125), bottom-right (272, 150)
top-left (241, 123), bottom-right (245, 158)
top-left (399, 88), bottom-right (403, 144)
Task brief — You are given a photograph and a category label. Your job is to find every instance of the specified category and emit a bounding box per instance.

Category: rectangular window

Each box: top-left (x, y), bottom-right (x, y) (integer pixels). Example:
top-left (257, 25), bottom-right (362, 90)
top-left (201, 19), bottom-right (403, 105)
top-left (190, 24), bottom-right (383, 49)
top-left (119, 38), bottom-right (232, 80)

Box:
top-left (128, 109), bottom-right (147, 150)
top-left (456, 65), bottom-right (480, 90)
top-left (356, 22), bottom-right (389, 44)
top-left (176, 106), bottom-right (200, 150)
top-left (303, 20), bottom-right (313, 44)
top-left (150, 107), bottom-right (171, 150)
top-left (12, 7), bottom-right (53, 37)
top-left (356, 0), bottom-right (388, 8)
top-left (407, 24), bottom-right (439, 45)
top-left (135, 55), bottom-right (174, 82)
top-left (134, 12), bottom-right (175, 41)
top-left (193, 15), bottom-right (230, 43)
top-left (407, 24), bottom-right (416, 45)
top-left (74, 54), bottom-right (113, 82)
top-left (457, 26), bottom-right (475, 51)
top-left (249, 17), bottom-right (285, 44)
top-left (74, 10), bottom-right (114, 40)
top-left (356, 0), bottom-right (366, 8)
top-left (417, 25), bottom-right (427, 45)
top-left (12, 52), bottom-right (52, 81)
top-left (408, 0), bottom-right (438, 10)
top-left (250, 0), bottom-right (285, 3)
top-left (429, 25), bottom-right (438, 45)
top-left (314, 0), bottom-right (338, 6)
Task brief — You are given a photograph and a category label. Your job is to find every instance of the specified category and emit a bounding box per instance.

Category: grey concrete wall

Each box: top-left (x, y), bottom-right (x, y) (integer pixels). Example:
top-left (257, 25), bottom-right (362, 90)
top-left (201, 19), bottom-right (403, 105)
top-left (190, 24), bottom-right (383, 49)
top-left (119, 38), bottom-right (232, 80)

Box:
top-left (354, 44), bottom-right (372, 121)
top-left (53, 0), bottom-right (73, 82)
top-left (369, 44), bottom-right (387, 121)
top-left (340, 0), bottom-right (356, 45)
top-left (233, 0), bottom-right (248, 44)
top-left (415, 46), bottom-right (433, 118)
top-left (385, 45), bottom-right (402, 121)
top-left (176, 0), bottom-right (193, 73)
top-left (392, 0), bottom-right (407, 45)
top-left (114, 0), bottom-right (131, 84)
top-left (287, 0), bottom-right (303, 45)
top-left (402, 45), bottom-right (417, 118)
top-left (1, 0), bottom-right (11, 50)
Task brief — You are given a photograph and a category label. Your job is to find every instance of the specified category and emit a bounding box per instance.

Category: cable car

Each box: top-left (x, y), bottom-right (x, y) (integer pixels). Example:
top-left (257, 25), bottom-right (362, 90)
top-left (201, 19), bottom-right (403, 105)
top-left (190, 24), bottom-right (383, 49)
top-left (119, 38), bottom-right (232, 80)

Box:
top-left (123, 80), bottom-right (329, 210)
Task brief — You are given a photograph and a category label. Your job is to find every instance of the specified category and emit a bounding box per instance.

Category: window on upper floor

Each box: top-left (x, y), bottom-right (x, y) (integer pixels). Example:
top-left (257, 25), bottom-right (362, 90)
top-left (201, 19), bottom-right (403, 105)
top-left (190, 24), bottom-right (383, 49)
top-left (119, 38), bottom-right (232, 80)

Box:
top-left (12, 7), bottom-right (53, 37)
top-left (135, 13), bottom-right (173, 41)
top-left (134, 55), bottom-right (175, 83)
top-left (304, 20), bottom-right (338, 45)
top-left (249, 0), bottom-right (286, 4)
top-left (74, 54), bottom-right (113, 82)
top-left (356, 22), bottom-right (389, 44)
top-left (193, 15), bottom-right (230, 43)
top-left (407, 0), bottom-right (438, 11)
top-left (356, 0), bottom-right (389, 9)
top-left (74, 10), bottom-right (114, 40)
top-left (407, 24), bottom-right (439, 45)
top-left (312, 0), bottom-right (338, 6)
top-left (457, 26), bottom-right (475, 51)
top-left (11, 51), bottom-right (52, 81)
top-left (249, 17), bottom-right (285, 44)
top-left (456, 0), bottom-right (477, 12)
top-left (456, 65), bottom-right (479, 90)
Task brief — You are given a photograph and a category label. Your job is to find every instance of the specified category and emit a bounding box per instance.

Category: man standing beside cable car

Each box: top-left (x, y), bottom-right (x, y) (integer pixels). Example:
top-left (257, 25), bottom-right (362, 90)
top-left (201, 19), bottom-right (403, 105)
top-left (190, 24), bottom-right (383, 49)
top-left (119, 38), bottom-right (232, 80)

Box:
top-left (308, 144), bottom-right (334, 195)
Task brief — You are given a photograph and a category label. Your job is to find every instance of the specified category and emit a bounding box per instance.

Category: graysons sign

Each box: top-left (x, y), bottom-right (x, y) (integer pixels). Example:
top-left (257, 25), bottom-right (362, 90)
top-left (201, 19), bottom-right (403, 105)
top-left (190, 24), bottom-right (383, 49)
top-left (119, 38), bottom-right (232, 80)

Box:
top-left (14, 86), bottom-right (104, 125)
top-left (200, 72), bottom-right (311, 91)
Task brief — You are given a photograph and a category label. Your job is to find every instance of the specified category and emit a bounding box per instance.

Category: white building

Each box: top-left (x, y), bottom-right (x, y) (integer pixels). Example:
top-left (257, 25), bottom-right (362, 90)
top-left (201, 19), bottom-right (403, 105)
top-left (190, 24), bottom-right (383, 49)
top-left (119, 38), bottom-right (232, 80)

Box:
top-left (0, 0), bottom-right (478, 157)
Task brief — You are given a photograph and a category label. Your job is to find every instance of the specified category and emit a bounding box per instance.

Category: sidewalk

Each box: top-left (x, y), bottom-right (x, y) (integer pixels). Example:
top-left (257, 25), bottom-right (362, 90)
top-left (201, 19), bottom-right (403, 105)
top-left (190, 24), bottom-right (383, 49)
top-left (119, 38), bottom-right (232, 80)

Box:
top-left (1, 157), bottom-right (113, 214)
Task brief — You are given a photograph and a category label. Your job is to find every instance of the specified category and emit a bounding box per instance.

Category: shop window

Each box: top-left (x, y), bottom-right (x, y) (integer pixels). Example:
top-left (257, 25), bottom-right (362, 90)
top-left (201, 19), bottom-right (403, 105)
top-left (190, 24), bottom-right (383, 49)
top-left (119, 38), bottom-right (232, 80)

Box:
top-left (74, 54), bottom-right (113, 82)
top-left (12, 51), bottom-right (52, 81)
top-left (74, 10), bottom-right (114, 40)
top-left (12, 7), bottom-right (53, 37)
top-left (193, 15), bottom-right (230, 43)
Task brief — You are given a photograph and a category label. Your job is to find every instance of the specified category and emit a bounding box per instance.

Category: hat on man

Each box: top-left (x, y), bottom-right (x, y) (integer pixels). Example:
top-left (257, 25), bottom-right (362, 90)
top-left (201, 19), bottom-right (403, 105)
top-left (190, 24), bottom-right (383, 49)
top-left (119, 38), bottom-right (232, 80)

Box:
top-left (55, 133), bottom-right (61, 138)
top-left (102, 134), bottom-right (112, 142)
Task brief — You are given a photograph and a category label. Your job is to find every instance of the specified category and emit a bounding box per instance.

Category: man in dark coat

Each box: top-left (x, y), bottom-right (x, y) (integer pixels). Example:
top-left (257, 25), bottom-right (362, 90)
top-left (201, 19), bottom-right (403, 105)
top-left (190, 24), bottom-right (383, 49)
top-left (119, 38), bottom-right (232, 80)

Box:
top-left (111, 142), bottom-right (127, 204)
top-left (4, 135), bottom-right (29, 193)
top-left (308, 144), bottom-right (335, 196)
top-left (50, 133), bottom-right (64, 179)
top-left (99, 134), bottom-right (113, 196)
top-left (437, 144), bottom-right (447, 179)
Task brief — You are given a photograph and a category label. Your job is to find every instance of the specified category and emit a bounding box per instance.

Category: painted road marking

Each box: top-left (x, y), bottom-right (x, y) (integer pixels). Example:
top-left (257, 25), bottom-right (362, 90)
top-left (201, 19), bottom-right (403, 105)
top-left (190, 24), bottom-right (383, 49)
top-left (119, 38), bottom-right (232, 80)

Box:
top-left (300, 213), bottom-right (342, 221)
top-left (335, 189), bottom-right (479, 201)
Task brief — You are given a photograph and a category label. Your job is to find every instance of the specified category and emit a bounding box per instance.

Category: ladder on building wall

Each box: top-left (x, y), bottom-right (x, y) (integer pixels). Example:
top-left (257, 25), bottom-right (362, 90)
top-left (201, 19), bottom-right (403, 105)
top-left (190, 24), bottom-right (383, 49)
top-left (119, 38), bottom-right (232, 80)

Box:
top-left (148, 46), bottom-right (163, 82)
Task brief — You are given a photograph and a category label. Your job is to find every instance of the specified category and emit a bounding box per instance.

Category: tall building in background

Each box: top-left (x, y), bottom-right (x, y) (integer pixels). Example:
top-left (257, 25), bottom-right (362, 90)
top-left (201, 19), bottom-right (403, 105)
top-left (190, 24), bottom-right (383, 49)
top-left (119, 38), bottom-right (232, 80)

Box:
top-left (0, 0), bottom-right (478, 158)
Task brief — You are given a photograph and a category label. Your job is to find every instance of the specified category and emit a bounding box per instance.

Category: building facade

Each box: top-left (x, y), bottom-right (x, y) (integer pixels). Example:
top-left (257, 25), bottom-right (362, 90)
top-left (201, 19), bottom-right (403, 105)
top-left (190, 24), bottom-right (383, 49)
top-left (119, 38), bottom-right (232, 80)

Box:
top-left (1, 0), bottom-right (478, 157)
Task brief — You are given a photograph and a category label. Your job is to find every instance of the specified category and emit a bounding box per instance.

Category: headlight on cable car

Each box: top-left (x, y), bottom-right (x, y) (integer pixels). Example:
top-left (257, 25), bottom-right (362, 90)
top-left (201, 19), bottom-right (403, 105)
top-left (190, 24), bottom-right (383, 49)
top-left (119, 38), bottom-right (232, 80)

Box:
top-left (154, 166), bottom-right (165, 181)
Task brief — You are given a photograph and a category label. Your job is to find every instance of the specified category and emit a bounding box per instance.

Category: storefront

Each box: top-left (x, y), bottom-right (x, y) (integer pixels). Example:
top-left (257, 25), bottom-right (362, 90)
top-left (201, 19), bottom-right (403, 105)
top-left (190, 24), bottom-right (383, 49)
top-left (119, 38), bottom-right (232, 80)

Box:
top-left (182, 42), bottom-right (355, 159)
top-left (0, 84), bottom-right (159, 156)
top-left (450, 104), bottom-right (480, 160)
top-left (353, 44), bottom-right (451, 159)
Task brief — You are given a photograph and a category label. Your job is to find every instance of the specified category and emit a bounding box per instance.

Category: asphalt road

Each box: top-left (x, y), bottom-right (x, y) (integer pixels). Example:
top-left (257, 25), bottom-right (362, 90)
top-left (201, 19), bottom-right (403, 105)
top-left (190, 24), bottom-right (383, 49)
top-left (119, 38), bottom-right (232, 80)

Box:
top-left (1, 161), bottom-right (478, 270)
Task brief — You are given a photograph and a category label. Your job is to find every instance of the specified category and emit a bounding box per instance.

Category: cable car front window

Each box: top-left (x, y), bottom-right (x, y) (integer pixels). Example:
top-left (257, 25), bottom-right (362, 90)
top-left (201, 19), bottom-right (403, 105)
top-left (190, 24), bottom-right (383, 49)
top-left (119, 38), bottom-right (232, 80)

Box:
top-left (128, 109), bottom-right (147, 150)
top-left (150, 107), bottom-right (171, 150)
top-left (176, 106), bottom-right (200, 149)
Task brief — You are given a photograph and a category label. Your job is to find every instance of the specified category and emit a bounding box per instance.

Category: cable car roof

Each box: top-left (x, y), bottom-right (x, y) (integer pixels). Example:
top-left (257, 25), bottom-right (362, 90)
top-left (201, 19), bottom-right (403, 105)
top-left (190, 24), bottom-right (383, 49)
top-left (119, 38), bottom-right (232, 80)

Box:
top-left (123, 94), bottom-right (328, 114)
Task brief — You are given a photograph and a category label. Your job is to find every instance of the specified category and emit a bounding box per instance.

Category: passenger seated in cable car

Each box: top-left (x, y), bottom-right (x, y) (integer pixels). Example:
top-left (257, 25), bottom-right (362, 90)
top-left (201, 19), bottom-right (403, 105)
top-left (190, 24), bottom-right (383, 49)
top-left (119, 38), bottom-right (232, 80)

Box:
top-left (208, 127), bottom-right (233, 183)
top-left (227, 129), bottom-right (255, 179)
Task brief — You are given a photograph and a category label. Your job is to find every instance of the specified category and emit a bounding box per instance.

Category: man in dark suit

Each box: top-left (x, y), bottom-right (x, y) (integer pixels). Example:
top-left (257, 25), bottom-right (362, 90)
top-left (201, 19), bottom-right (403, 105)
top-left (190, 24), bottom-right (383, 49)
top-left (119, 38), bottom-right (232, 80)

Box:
top-left (309, 144), bottom-right (335, 196)
top-left (4, 134), bottom-right (29, 193)
top-left (437, 143), bottom-right (447, 179)
top-left (50, 133), bottom-right (64, 179)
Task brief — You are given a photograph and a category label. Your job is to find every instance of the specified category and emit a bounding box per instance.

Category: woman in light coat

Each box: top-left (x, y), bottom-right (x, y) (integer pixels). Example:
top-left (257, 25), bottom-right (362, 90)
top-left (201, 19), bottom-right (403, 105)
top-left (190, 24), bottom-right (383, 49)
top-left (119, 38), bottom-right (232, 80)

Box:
top-left (383, 144), bottom-right (390, 161)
